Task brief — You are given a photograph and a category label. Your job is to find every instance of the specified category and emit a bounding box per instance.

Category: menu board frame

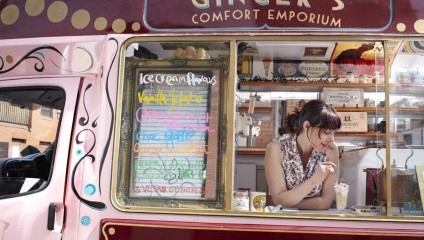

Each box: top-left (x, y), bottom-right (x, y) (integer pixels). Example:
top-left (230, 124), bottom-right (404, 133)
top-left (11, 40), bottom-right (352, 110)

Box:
top-left (113, 57), bottom-right (229, 210)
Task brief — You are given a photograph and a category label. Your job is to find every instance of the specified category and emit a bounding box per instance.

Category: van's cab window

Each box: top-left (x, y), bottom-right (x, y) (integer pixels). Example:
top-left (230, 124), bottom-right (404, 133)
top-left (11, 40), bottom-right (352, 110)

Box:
top-left (0, 87), bottom-right (63, 198)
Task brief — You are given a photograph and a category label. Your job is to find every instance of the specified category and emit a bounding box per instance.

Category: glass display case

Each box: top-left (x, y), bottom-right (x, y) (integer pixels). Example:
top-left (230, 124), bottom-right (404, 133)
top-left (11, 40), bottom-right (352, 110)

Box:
top-left (235, 39), bottom-right (424, 218)
top-left (388, 40), bottom-right (424, 216)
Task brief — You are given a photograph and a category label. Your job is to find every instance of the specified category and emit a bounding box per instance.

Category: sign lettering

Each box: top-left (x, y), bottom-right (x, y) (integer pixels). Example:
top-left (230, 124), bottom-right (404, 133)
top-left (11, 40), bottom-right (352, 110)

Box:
top-left (144, 0), bottom-right (392, 31)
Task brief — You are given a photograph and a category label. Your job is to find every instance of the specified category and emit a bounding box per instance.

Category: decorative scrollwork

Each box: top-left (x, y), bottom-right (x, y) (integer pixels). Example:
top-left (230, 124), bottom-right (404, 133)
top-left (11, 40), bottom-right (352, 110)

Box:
top-left (169, 58), bottom-right (188, 66)
top-left (120, 113), bottom-right (131, 151)
top-left (0, 45), bottom-right (64, 74)
top-left (238, 72), bottom-right (345, 84)
top-left (208, 56), bottom-right (229, 68)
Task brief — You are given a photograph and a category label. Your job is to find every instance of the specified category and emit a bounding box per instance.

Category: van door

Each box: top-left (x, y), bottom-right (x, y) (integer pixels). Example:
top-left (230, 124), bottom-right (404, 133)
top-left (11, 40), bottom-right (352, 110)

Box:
top-left (0, 77), bottom-right (81, 240)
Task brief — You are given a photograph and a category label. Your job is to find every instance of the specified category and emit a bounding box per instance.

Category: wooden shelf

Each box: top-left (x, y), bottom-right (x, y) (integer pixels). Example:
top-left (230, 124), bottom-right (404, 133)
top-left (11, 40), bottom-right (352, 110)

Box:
top-left (238, 81), bottom-right (385, 92)
top-left (236, 147), bottom-right (266, 155)
top-left (389, 83), bottom-right (424, 95)
top-left (237, 106), bottom-right (272, 112)
top-left (335, 106), bottom-right (385, 113)
top-left (391, 107), bottom-right (424, 113)
top-left (336, 132), bottom-right (384, 137)
top-left (239, 81), bottom-right (424, 94)
top-left (238, 106), bottom-right (424, 114)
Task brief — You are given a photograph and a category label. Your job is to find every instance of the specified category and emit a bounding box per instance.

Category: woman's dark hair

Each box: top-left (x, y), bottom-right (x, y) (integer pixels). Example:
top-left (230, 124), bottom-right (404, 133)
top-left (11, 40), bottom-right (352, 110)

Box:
top-left (280, 99), bottom-right (341, 136)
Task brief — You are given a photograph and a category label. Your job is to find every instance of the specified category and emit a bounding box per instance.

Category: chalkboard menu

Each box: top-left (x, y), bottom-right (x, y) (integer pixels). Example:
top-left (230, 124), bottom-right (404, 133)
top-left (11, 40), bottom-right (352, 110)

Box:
top-left (116, 58), bottom-right (227, 208)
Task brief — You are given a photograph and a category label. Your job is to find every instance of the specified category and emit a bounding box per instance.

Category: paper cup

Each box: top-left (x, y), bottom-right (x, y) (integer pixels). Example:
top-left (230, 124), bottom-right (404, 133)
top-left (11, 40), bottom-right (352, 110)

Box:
top-left (250, 191), bottom-right (266, 212)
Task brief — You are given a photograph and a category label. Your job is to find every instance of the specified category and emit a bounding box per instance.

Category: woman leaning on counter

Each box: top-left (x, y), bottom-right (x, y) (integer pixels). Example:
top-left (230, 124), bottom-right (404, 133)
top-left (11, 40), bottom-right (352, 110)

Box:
top-left (265, 99), bottom-right (341, 210)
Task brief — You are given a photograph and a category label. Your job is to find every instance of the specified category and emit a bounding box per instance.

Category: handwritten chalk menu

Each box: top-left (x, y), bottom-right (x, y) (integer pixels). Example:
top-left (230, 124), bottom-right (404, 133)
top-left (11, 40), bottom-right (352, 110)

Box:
top-left (129, 68), bottom-right (220, 200)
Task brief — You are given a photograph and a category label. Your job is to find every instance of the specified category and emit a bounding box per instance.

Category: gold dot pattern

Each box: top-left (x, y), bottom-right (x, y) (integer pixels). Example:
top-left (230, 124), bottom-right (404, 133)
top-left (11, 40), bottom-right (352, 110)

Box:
top-left (132, 22), bottom-right (141, 31)
top-left (1, 4), bottom-right (19, 25)
top-left (25, 0), bottom-right (45, 17)
top-left (94, 17), bottom-right (107, 31)
top-left (47, 1), bottom-right (68, 23)
top-left (112, 19), bottom-right (126, 33)
top-left (4, 1), bottom-right (424, 34)
top-left (108, 227), bottom-right (116, 235)
top-left (5, 55), bottom-right (13, 64)
top-left (26, 0), bottom-right (132, 33)
top-left (396, 23), bottom-right (406, 32)
top-left (71, 9), bottom-right (90, 29)
top-left (414, 19), bottom-right (424, 34)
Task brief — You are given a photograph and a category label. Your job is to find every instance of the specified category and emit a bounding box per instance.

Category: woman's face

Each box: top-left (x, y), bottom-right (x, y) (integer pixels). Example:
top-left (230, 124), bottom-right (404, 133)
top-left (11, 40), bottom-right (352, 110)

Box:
top-left (307, 127), bottom-right (336, 152)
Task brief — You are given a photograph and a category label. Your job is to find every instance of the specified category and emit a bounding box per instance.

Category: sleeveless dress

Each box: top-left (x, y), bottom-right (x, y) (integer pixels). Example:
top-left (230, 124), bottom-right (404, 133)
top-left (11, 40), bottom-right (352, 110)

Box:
top-left (278, 134), bottom-right (326, 198)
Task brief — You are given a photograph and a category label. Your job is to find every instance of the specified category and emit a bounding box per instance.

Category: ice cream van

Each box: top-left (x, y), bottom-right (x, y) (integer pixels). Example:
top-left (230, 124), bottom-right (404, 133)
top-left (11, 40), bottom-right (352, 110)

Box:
top-left (0, 0), bottom-right (424, 240)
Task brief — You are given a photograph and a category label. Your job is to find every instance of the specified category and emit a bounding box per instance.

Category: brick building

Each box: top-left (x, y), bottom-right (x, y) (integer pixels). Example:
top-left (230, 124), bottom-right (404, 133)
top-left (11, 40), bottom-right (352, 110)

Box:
top-left (0, 101), bottom-right (58, 158)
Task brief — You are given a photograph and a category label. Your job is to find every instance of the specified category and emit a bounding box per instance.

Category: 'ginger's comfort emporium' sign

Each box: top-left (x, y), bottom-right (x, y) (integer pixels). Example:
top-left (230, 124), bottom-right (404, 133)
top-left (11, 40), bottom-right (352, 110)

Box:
top-left (144, 0), bottom-right (392, 31)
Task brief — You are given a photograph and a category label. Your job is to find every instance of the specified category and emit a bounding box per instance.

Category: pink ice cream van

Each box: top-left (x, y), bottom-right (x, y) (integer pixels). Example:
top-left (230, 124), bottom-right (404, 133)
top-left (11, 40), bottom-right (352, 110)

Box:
top-left (0, 1), bottom-right (424, 240)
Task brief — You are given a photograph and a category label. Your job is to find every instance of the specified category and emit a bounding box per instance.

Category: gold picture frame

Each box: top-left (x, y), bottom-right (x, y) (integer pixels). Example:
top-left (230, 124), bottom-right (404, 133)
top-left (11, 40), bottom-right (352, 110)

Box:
top-left (112, 57), bottom-right (229, 211)
top-left (415, 165), bottom-right (424, 213)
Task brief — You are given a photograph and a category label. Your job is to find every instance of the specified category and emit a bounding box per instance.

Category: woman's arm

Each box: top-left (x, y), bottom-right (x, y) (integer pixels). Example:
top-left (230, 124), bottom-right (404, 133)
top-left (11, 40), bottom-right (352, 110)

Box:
top-left (265, 141), bottom-right (338, 210)
top-left (294, 142), bottom-right (339, 210)
top-left (293, 168), bottom-right (337, 210)
top-left (265, 141), bottom-right (330, 208)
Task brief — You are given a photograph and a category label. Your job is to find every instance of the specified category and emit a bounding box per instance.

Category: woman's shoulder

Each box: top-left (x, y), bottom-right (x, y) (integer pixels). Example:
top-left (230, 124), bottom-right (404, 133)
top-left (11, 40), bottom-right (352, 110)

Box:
top-left (266, 139), bottom-right (280, 150)
top-left (265, 140), bottom-right (282, 163)
top-left (266, 134), bottom-right (294, 151)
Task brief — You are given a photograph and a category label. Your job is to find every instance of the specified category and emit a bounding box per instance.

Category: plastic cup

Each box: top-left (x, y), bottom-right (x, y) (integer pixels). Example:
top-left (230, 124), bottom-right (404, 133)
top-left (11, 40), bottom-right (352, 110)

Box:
top-left (334, 182), bottom-right (349, 210)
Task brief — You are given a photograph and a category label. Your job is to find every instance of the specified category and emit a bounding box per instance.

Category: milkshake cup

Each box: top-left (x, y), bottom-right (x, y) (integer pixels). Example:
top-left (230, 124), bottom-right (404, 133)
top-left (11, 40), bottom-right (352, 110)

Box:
top-left (334, 182), bottom-right (349, 210)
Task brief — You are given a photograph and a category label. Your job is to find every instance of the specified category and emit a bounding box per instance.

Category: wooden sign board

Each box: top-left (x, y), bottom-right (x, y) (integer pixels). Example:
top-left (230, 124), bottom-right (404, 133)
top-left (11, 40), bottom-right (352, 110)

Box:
top-left (322, 88), bottom-right (364, 107)
top-left (338, 112), bottom-right (368, 132)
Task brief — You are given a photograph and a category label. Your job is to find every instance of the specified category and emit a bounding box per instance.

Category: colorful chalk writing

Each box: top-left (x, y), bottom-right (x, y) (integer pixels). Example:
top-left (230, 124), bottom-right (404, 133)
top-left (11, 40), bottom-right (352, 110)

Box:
top-left (133, 141), bottom-right (209, 156)
top-left (136, 108), bottom-right (215, 132)
top-left (139, 72), bottom-right (217, 86)
top-left (137, 89), bottom-right (205, 110)
top-left (137, 89), bottom-right (167, 105)
top-left (130, 70), bottom-right (218, 199)
top-left (132, 156), bottom-right (207, 197)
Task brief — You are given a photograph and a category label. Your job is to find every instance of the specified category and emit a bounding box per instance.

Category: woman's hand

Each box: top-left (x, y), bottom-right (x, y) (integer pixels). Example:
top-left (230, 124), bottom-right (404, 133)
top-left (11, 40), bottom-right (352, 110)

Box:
top-left (311, 161), bottom-right (336, 184)
top-left (327, 141), bottom-right (338, 150)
